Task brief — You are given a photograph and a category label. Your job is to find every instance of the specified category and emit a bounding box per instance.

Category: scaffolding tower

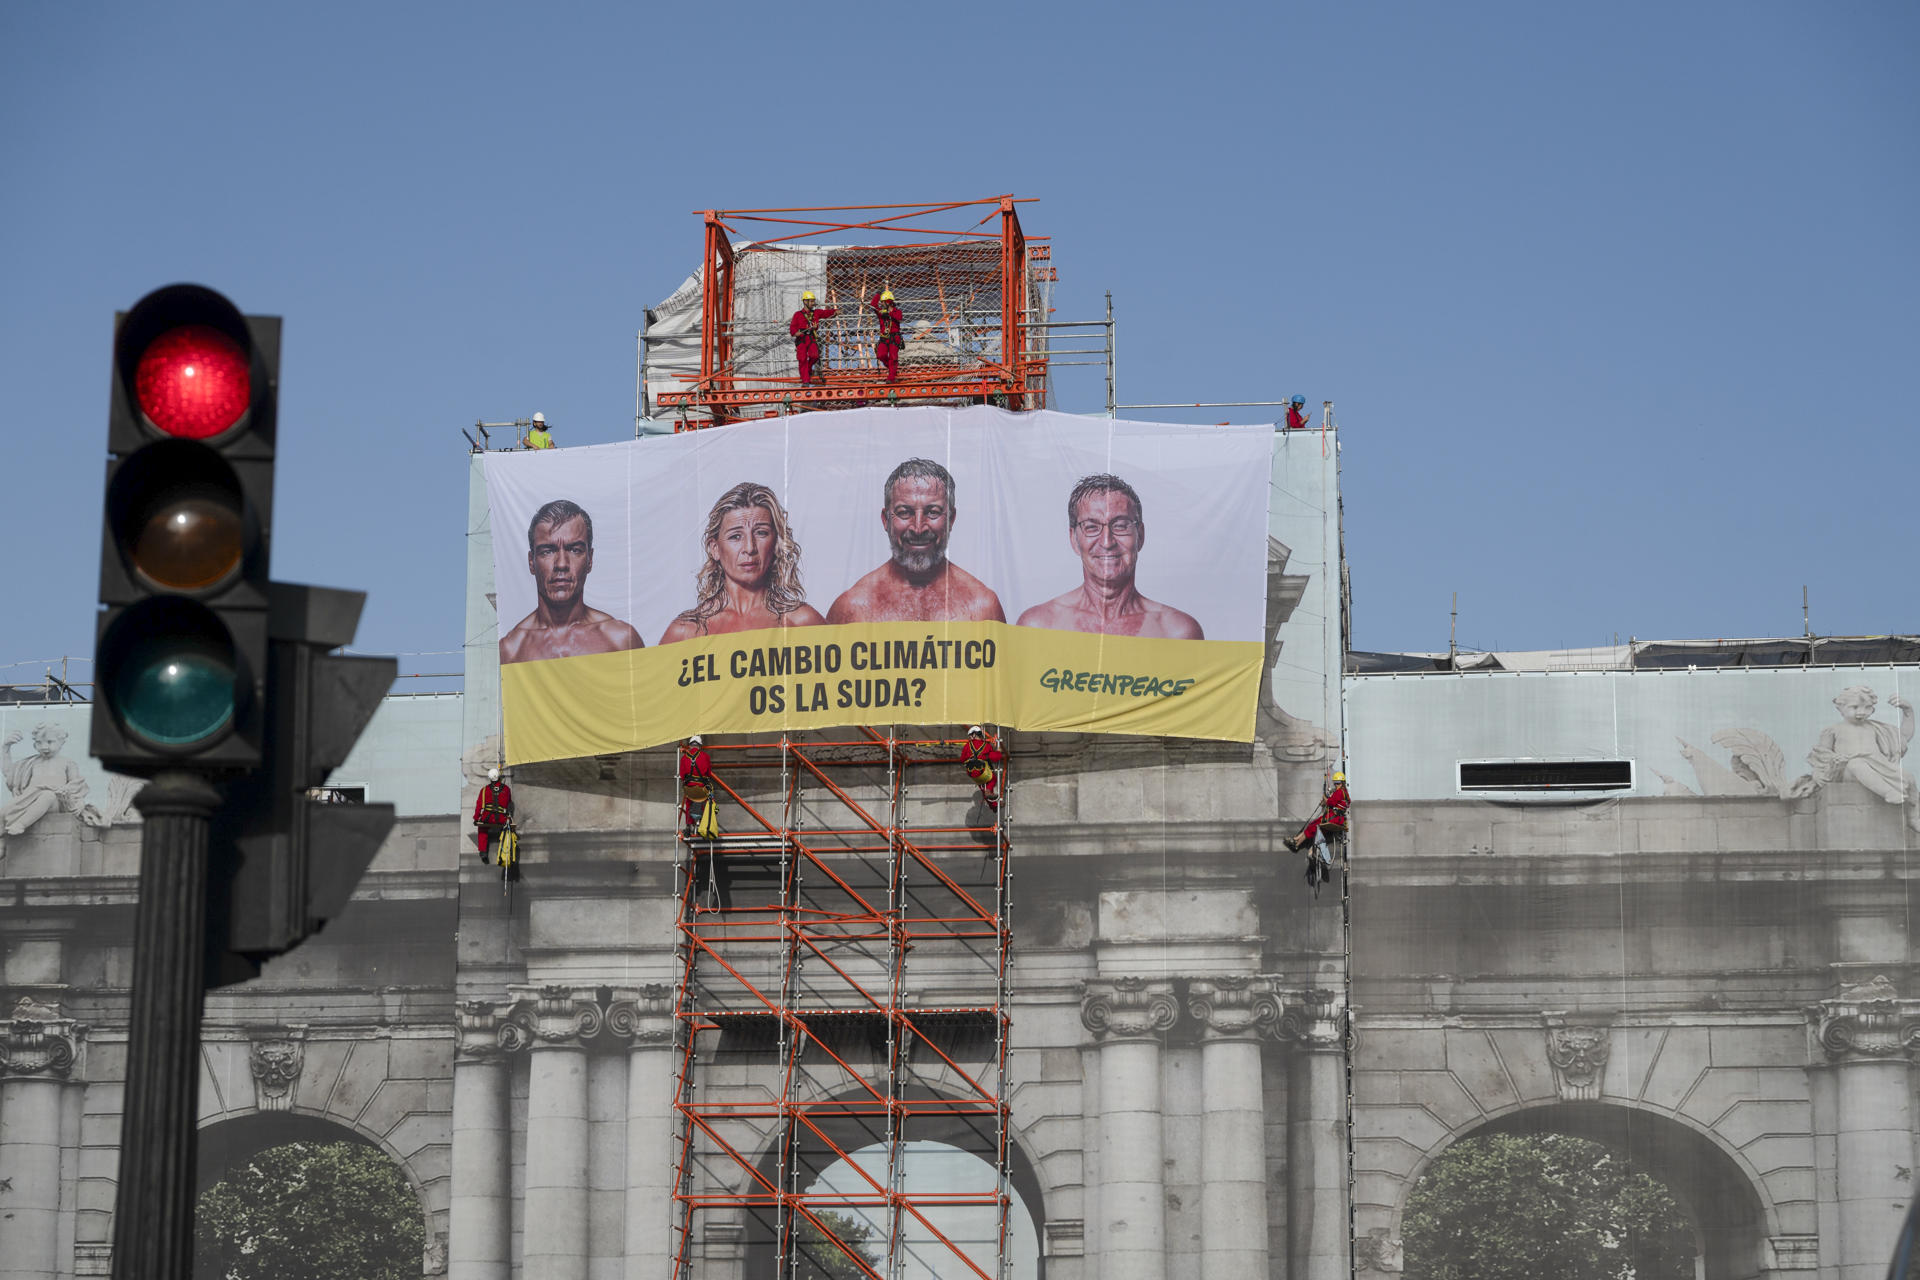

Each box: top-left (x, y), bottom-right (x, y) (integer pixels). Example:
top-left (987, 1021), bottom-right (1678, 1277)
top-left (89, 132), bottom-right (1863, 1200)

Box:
top-left (670, 728), bottom-right (1015, 1280)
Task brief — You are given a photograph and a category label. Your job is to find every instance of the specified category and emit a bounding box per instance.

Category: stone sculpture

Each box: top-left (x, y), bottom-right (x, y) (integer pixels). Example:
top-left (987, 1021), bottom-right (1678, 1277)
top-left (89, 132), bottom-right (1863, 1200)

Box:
top-left (1808, 686), bottom-right (1920, 832)
top-left (1, 724), bottom-right (101, 839)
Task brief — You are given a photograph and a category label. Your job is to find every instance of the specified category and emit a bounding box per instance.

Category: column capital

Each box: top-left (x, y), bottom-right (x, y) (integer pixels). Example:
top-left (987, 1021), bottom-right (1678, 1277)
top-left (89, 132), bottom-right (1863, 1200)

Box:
top-left (1808, 974), bottom-right (1920, 1062)
top-left (456, 999), bottom-right (530, 1060)
top-left (608, 983), bottom-right (676, 1047)
top-left (1081, 977), bottom-right (1178, 1040)
top-left (506, 983), bottom-right (606, 1049)
top-left (0, 995), bottom-right (84, 1080)
top-left (1277, 986), bottom-right (1346, 1052)
top-left (1186, 976), bottom-right (1281, 1040)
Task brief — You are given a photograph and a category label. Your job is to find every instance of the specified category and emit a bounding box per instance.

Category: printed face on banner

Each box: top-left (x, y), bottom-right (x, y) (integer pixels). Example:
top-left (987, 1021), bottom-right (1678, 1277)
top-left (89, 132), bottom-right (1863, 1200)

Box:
top-left (482, 407), bottom-right (1286, 762)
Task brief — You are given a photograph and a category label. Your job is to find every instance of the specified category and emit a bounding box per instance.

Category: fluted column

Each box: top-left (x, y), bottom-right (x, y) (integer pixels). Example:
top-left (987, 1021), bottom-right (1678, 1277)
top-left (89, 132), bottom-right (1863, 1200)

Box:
top-left (449, 1001), bottom-right (520, 1280)
top-left (1082, 978), bottom-right (1178, 1280)
top-left (0, 997), bottom-right (84, 1280)
top-left (1809, 975), bottom-right (1920, 1280)
top-left (1283, 988), bottom-right (1350, 1280)
top-left (521, 985), bottom-right (604, 1280)
top-left (616, 985), bottom-right (677, 1279)
top-left (1187, 979), bottom-right (1278, 1280)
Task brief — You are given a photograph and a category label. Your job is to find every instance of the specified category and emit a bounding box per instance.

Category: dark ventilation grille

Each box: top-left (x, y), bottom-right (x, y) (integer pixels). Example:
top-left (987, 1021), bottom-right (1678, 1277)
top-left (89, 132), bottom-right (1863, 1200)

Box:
top-left (1458, 761), bottom-right (1633, 792)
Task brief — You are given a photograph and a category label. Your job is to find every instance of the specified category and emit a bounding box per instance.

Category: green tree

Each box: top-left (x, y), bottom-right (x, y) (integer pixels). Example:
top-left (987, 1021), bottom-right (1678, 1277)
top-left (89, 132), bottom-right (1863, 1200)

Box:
top-left (194, 1140), bottom-right (425, 1280)
top-left (1402, 1133), bottom-right (1694, 1280)
top-left (791, 1210), bottom-right (883, 1280)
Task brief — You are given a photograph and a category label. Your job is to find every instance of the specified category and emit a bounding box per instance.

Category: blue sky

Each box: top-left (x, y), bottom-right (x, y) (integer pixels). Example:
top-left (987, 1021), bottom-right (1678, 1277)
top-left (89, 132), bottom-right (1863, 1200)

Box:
top-left (2, 2), bottom-right (1914, 686)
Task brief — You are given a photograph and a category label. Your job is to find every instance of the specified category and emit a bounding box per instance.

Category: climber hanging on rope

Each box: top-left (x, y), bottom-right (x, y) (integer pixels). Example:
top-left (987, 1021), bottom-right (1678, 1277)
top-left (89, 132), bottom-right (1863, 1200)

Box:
top-left (790, 291), bottom-right (837, 386)
top-left (962, 725), bottom-right (1004, 812)
top-left (1284, 770), bottom-right (1349, 895)
top-left (870, 289), bottom-right (904, 383)
top-left (473, 767), bottom-right (513, 862)
top-left (679, 735), bottom-right (718, 838)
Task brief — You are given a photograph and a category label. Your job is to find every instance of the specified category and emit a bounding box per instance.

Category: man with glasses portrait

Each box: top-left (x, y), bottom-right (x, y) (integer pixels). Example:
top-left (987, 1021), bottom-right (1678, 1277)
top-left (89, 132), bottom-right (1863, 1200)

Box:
top-left (1016, 474), bottom-right (1204, 639)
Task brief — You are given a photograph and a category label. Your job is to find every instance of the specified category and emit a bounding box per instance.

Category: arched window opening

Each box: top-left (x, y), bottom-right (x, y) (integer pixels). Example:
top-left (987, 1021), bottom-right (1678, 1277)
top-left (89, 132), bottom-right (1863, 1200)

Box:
top-left (794, 1140), bottom-right (1041, 1280)
top-left (193, 1138), bottom-right (425, 1280)
top-left (1402, 1132), bottom-right (1696, 1280)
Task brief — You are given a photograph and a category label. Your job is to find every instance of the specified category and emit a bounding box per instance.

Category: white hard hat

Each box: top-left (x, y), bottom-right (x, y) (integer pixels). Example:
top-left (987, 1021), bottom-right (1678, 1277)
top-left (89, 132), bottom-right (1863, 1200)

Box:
top-left (688, 734), bottom-right (703, 746)
top-left (487, 767), bottom-right (500, 781)
top-left (968, 725), bottom-right (983, 735)
top-left (532, 411), bottom-right (545, 424)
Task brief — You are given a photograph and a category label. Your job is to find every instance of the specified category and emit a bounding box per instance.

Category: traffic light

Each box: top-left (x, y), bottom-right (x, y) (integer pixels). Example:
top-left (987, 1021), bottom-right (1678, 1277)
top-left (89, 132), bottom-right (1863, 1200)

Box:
top-left (94, 284), bottom-right (277, 774)
top-left (208, 584), bottom-right (396, 987)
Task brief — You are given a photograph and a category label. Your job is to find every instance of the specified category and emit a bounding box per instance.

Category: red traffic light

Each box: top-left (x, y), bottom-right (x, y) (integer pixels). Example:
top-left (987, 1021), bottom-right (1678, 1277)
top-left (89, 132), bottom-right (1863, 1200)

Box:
top-left (134, 323), bottom-right (251, 439)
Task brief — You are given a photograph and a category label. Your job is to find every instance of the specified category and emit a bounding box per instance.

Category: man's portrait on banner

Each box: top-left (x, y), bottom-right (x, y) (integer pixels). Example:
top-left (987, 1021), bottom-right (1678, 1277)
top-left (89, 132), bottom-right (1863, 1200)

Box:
top-left (1016, 473), bottom-right (1203, 639)
top-left (499, 499), bottom-right (646, 664)
top-left (827, 458), bottom-right (1005, 624)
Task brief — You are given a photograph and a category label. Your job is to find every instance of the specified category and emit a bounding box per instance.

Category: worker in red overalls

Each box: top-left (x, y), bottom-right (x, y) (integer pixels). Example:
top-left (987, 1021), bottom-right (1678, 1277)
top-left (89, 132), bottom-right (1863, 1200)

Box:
top-left (870, 289), bottom-right (904, 383)
top-left (473, 767), bottom-right (512, 861)
top-left (961, 725), bottom-right (1004, 811)
top-left (1284, 770), bottom-right (1349, 894)
top-left (790, 292), bottom-right (836, 386)
top-left (678, 735), bottom-right (715, 836)
top-left (1285, 395), bottom-right (1310, 431)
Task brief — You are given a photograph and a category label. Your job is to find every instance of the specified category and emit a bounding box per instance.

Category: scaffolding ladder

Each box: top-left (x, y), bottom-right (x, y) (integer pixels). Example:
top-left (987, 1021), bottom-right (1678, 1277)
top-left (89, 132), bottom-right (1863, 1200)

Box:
top-left (670, 727), bottom-right (1015, 1280)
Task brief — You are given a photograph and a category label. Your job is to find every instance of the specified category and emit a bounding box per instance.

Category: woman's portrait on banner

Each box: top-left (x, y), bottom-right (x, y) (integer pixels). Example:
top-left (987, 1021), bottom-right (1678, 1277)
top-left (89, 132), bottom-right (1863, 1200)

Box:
top-left (658, 481), bottom-right (827, 644)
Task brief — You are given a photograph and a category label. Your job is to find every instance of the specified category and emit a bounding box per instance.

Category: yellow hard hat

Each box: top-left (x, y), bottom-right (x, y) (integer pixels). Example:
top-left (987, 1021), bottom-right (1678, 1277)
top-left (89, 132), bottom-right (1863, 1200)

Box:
top-left (802, 290), bottom-right (816, 301)
top-left (1331, 771), bottom-right (1346, 784)
top-left (881, 289), bottom-right (894, 301)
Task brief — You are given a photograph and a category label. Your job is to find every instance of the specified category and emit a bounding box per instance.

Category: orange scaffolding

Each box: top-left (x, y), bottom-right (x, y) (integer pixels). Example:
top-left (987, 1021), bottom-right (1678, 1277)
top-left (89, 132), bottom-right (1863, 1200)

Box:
top-left (653, 197), bottom-right (1051, 428)
top-left (669, 728), bottom-right (1014, 1280)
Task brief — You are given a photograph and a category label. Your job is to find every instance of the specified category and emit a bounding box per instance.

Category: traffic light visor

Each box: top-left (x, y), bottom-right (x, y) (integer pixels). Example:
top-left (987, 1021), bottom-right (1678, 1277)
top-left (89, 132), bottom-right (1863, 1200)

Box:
top-left (116, 286), bottom-right (258, 443)
top-left (100, 600), bottom-right (239, 749)
top-left (108, 440), bottom-right (246, 592)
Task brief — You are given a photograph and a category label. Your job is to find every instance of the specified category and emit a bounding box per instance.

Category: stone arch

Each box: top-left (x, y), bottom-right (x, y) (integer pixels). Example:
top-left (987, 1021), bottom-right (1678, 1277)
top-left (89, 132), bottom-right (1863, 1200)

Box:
top-left (1393, 1100), bottom-right (1776, 1280)
top-left (195, 1109), bottom-right (439, 1269)
top-left (738, 1084), bottom-right (1051, 1280)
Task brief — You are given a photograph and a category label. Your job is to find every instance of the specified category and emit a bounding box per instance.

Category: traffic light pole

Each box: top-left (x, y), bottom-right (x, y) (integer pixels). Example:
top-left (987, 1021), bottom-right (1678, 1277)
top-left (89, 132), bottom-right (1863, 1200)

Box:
top-left (112, 770), bottom-right (222, 1280)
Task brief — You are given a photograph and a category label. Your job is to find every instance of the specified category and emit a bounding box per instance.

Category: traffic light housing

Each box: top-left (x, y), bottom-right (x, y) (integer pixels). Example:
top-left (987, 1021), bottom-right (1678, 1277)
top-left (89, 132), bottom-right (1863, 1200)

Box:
top-left (94, 284), bottom-right (277, 775)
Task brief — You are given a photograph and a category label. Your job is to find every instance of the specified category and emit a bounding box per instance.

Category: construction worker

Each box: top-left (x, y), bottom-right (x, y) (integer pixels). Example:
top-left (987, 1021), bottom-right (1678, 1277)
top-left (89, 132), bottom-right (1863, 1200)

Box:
top-left (790, 292), bottom-right (836, 386)
top-left (1285, 771), bottom-right (1349, 894)
top-left (870, 289), bottom-right (904, 383)
top-left (1284, 396), bottom-right (1309, 432)
top-left (526, 412), bottom-right (554, 449)
top-left (473, 767), bottom-right (513, 860)
top-left (961, 725), bottom-right (1004, 811)
top-left (678, 735), bottom-right (716, 837)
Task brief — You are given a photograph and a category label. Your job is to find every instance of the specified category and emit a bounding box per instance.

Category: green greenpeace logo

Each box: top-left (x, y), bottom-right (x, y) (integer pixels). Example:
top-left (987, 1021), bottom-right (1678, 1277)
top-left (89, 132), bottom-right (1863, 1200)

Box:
top-left (1039, 668), bottom-right (1197, 698)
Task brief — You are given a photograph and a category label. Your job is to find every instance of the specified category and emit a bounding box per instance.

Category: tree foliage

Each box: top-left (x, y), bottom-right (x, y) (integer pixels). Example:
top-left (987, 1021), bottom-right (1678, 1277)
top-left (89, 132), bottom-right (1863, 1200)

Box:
top-left (1402, 1133), bottom-right (1694, 1280)
top-left (792, 1209), bottom-right (883, 1280)
top-left (194, 1140), bottom-right (425, 1280)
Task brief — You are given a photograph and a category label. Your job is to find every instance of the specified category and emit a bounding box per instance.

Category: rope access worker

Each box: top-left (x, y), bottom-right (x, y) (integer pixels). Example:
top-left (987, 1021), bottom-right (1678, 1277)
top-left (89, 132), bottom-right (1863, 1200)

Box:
top-left (870, 289), bottom-right (904, 383)
top-left (790, 292), bottom-right (837, 386)
top-left (525, 411), bottom-right (555, 450)
top-left (1284, 770), bottom-right (1349, 894)
top-left (961, 725), bottom-right (1004, 811)
top-left (678, 735), bottom-right (717, 838)
top-left (473, 767), bottom-right (513, 861)
top-left (1284, 396), bottom-right (1310, 432)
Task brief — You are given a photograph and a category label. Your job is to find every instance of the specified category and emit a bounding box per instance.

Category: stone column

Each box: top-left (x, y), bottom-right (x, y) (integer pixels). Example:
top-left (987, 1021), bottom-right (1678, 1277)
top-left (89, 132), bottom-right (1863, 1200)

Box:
top-left (1081, 978), bottom-right (1178, 1280)
top-left (521, 985), bottom-right (603, 1280)
top-left (1283, 988), bottom-right (1350, 1280)
top-left (1809, 975), bottom-right (1920, 1280)
top-left (449, 1001), bottom-right (520, 1280)
top-left (615, 985), bottom-right (677, 1280)
top-left (0, 997), bottom-right (83, 1280)
top-left (1187, 979), bottom-right (1278, 1280)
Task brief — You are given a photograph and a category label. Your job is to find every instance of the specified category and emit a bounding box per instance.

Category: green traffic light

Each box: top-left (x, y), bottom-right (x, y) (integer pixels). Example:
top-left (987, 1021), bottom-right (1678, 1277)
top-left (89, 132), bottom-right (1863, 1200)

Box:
top-left (110, 639), bottom-right (236, 747)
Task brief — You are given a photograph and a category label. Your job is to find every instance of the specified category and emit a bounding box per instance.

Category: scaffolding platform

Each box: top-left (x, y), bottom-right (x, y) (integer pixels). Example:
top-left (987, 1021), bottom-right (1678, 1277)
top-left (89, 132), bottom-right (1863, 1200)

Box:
top-left (670, 729), bottom-right (1014, 1280)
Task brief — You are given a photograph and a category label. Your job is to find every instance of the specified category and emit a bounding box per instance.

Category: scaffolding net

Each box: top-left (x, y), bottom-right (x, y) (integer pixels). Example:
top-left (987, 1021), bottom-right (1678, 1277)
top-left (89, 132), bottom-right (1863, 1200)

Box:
top-left (671, 728), bottom-right (1016, 1280)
